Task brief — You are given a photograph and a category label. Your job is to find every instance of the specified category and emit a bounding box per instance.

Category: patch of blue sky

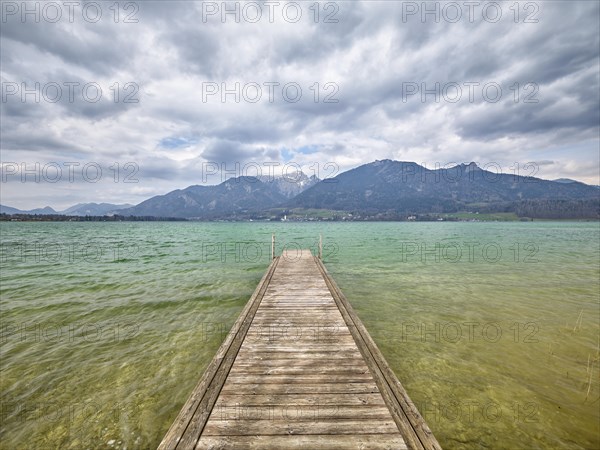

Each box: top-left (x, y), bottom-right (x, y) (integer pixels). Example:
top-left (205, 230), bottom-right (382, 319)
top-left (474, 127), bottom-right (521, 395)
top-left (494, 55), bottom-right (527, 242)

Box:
top-left (159, 136), bottom-right (198, 149)
top-left (297, 145), bottom-right (320, 155)
top-left (280, 148), bottom-right (294, 162)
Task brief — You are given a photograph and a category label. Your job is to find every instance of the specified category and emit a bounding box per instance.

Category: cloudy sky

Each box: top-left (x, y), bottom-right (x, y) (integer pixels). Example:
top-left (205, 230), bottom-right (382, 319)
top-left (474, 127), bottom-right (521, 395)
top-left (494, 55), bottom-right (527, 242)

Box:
top-left (1, 0), bottom-right (599, 210)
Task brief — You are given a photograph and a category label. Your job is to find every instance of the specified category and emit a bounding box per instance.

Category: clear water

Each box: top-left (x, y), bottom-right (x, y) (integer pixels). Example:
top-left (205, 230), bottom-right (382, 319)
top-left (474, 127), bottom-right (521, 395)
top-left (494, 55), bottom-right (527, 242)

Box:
top-left (1, 222), bottom-right (598, 449)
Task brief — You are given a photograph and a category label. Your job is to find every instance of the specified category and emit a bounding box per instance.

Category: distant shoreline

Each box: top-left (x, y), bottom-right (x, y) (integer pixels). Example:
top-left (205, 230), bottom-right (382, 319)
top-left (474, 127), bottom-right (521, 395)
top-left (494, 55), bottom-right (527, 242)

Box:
top-left (1, 213), bottom-right (597, 223)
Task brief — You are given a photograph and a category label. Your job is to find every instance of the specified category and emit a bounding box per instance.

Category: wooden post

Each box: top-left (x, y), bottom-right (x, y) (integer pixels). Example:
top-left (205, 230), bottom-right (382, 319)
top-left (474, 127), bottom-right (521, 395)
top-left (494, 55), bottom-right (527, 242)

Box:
top-left (319, 234), bottom-right (322, 259)
top-left (271, 234), bottom-right (275, 259)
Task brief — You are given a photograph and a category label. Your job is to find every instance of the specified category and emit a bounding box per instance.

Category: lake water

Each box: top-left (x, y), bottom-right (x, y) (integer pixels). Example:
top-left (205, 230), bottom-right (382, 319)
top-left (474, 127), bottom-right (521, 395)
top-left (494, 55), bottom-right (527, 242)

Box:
top-left (1, 221), bottom-right (598, 449)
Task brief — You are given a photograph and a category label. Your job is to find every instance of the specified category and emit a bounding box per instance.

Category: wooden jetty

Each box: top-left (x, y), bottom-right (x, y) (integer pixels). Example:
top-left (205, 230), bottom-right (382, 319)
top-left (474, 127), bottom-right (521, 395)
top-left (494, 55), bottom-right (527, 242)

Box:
top-left (159, 247), bottom-right (441, 450)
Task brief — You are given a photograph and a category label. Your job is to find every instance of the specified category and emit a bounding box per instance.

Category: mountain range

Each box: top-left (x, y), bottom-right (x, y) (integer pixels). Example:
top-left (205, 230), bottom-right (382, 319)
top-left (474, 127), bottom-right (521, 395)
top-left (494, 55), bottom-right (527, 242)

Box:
top-left (287, 161), bottom-right (599, 215)
top-left (0, 202), bottom-right (133, 216)
top-left (117, 171), bottom-right (319, 219)
top-left (2, 161), bottom-right (598, 220)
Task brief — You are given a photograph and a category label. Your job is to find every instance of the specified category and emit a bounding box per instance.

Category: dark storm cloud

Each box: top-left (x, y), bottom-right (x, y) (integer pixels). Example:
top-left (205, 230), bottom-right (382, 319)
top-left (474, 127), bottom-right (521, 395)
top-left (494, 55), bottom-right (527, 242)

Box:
top-left (456, 97), bottom-right (599, 142)
top-left (163, 23), bottom-right (222, 77)
top-left (200, 139), bottom-right (277, 165)
top-left (1, 79), bottom-right (139, 121)
top-left (0, 14), bottom-right (138, 76)
top-left (266, 4), bottom-right (368, 65)
top-left (506, 3), bottom-right (599, 84)
top-left (211, 119), bottom-right (296, 143)
top-left (0, 127), bottom-right (84, 154)
top-left (201, 139), bottom-right (248, 162)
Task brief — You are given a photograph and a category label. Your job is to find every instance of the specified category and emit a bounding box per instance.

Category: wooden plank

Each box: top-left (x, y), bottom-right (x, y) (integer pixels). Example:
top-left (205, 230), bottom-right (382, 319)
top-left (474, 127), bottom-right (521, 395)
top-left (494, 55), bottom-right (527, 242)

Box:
top-left (228, 368), bottom-right (370, 376)
top-left (219, 383), bottom-right (381, 395)
top-left (252, 311), bottom-right (341, 315)
top-left (232, 355), bottom-right (366, 362)
top-left (261, 298), bottom-right (336, 301)
top-left (245, 327), bottom-right (352, 334)
top-left (248, 321), bottom-right (348, 327)
top-left (262, 292), bottom-right (331, 295)
top-left (257, 308), bottom-right (336, 311)
top-left (259, 302), bottom-right (335, 306)
top-left (250, 317), bottom-right (343, 322)
top-left (242, 337), bottom-right (355, 345)
top-left (228, 365), bottom-right (370, 376)
top-left (207, 405), bottom-right (394, 421)
top-left (245, 325), bottom-right (351, 333)
top-left (233, 351), bottom-right (364, 360)
top-left (231, 359), bottom-right (368, 369)
top-left (214, 393), bottom-right (386, 406)
top-left (252, 335), bottom-right (353, 341)
top-left (202, 418), bottom-right (400, 435)
top-left (261, 296), bottom-right (333, 300)
top-left (224, 374), bottom-right (375, 384)
top-left (195, 434), bottom-right (408, 450)
top-left (239, 343), bottom-right (358, 350)
top-left (244, 330), bottom-right (351, 339)
top-left (252, 312), bottom-right (339, 315)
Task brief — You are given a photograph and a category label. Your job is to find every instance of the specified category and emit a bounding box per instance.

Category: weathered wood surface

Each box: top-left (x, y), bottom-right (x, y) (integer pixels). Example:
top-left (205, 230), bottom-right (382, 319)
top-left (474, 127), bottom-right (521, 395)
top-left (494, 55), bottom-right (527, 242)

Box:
top-left (158, 249), bottom-right (441, 450)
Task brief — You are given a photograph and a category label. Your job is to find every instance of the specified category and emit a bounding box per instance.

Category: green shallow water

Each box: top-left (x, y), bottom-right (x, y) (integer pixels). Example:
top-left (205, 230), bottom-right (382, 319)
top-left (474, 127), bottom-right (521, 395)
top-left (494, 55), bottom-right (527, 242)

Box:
top-left (0, 222), bottom-right (598, 449)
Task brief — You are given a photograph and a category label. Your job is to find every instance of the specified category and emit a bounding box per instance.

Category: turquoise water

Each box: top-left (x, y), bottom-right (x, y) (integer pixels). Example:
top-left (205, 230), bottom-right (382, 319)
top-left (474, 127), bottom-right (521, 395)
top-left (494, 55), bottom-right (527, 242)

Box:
top-left (1, 222), bottom-right (598, 449)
